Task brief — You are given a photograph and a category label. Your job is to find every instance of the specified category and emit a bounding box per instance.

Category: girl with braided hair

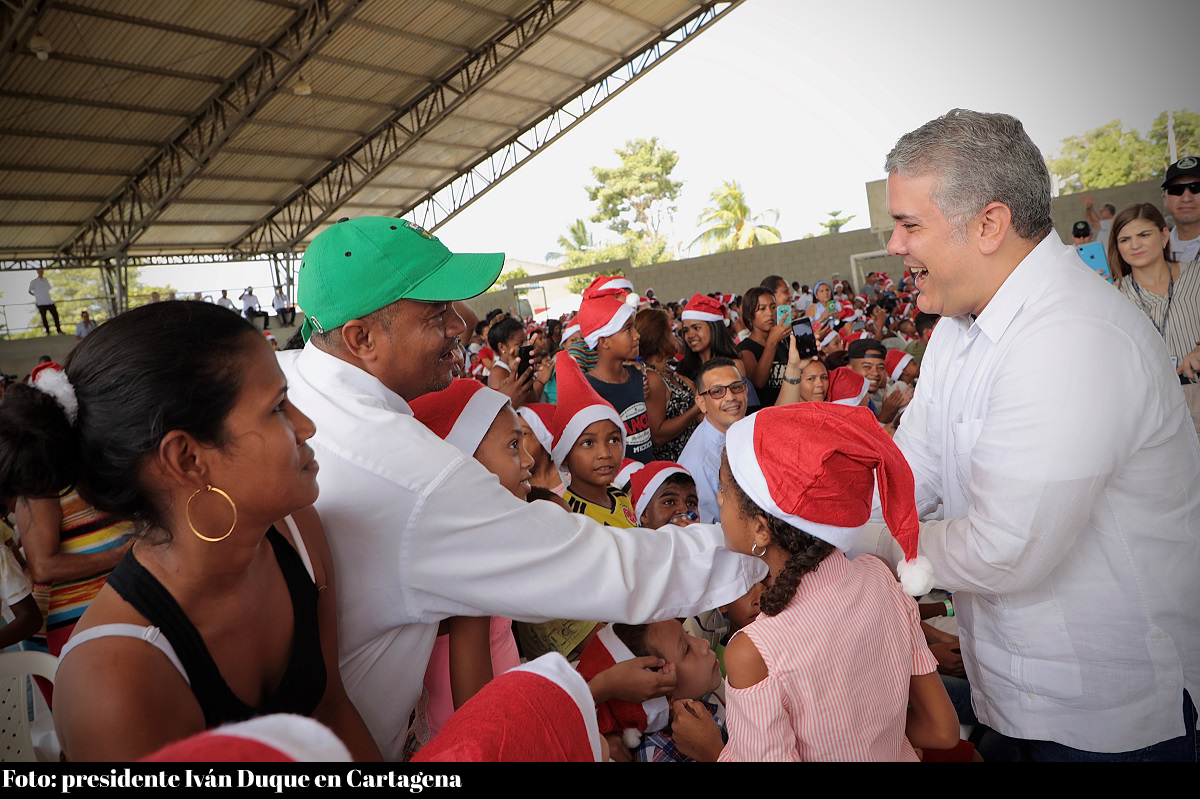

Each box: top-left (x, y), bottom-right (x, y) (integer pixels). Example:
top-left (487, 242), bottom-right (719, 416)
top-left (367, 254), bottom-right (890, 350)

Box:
top-left (683, 402), bottom-right (957, 761)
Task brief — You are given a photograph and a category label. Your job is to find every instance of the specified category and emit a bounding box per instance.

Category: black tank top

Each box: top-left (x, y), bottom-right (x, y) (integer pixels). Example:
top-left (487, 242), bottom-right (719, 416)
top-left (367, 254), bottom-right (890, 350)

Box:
top-left (106, 527), bottom-right (326, 728)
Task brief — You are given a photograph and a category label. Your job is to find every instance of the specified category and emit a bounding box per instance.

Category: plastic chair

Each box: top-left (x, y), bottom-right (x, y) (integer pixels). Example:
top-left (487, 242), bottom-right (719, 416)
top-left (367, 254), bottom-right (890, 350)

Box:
top-left (0, 650), bottom-right (57, 762)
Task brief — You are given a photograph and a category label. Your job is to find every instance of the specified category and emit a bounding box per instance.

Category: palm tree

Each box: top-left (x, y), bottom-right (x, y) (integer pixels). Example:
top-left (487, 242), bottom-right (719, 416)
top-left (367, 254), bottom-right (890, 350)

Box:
top-left (545, 218), bottom-right (595, 263)
top-left (690, 180), bottom-right (781, 254)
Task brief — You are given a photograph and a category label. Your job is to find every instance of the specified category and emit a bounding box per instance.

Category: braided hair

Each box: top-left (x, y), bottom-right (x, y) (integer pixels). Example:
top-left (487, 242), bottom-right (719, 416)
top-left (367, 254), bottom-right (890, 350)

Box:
top-left (721, 452), bottom-right (834, 616)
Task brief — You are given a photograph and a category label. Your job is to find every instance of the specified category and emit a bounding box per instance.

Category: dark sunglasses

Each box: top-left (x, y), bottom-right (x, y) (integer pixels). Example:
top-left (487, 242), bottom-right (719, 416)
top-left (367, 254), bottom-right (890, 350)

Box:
top-left (699, 378), bottom-right (748, 399)
top-left (1165, 181), bottom-right (1200, 196)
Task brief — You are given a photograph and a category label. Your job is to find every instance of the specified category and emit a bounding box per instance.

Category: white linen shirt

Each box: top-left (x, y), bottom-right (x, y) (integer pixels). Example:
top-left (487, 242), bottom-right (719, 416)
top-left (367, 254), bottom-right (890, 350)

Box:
top-left (278, 345), bottom-right (765, 759)
top-left (28, 277), bottom-right (52, 305)
top-left (677, 418), bottom-right (727, 524)
top-left (879, 232), bottom-right (1200, 752)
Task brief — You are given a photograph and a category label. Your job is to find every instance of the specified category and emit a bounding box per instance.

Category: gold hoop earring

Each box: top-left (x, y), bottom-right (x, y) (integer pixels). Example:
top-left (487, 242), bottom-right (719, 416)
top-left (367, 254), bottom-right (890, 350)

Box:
top-left (186, 484), bottom-right (237, 543)
top-left (751, 542), bottom-right (766, 558)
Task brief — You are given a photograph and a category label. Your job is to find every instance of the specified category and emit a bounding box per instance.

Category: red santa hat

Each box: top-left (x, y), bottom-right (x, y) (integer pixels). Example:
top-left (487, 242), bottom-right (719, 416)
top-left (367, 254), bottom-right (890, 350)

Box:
top-left (615, 457), bottom-right (644, 490)
top-left (410, 378), bottom-right (511, 454)
top-left (141, 714), bottom-right (352, 762)
top-left (578, 279), bottom-right (635, 348)
top-left (681, 293), bottom-right (726, 324)
top-left (551, 350), bottom-right (624, 466)
top-left (413, 653), bottom-right (603, 762)
top-left (575, 625), bottom-right (670, 742)
top-left (840, 329), bottom-right (869, 344)
top-left (588, 274), bottom-right (633, 295)
top-left (560, 316), bottom-right (582, 345)
top-left (517, 402), bottom-right (556, 457)
top-left (724, 402), bottom-right (933, 595)
top-left (827, 367), bottom-right (869, 406)
top-left (819, 329), bottom-right (840, 348)
top-left (628, 461), bottom-right (691, 521)
top-left (885, 349), bottom-right (914, 381)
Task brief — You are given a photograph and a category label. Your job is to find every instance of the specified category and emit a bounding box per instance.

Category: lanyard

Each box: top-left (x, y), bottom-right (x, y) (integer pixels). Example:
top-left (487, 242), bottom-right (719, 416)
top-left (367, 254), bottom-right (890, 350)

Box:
top-left (1131, 269), bottom-right (1175, 340)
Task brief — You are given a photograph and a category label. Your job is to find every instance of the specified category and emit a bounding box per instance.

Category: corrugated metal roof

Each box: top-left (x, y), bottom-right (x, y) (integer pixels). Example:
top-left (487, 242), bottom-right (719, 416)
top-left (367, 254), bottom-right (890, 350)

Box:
top-left (0, 0), bottom-right (732, 261)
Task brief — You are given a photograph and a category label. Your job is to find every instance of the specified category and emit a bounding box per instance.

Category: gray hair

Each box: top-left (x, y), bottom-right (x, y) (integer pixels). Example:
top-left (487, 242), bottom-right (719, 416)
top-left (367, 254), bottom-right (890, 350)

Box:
top-left (884, 109), bottom-right (1052, 241)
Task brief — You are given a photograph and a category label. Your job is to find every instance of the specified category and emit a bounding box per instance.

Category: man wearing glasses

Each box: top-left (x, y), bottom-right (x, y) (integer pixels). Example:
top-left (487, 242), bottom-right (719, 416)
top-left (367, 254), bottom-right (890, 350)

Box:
top-left (678, 357), bottom-right (749, 523)
top-left (1164, 156), bottom-right (1200, 266)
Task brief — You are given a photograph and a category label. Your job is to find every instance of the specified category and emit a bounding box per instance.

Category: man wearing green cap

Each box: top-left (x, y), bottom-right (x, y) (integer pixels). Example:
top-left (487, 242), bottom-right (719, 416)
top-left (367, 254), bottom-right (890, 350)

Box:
top-left (278, 217), bottom-right (765, 759)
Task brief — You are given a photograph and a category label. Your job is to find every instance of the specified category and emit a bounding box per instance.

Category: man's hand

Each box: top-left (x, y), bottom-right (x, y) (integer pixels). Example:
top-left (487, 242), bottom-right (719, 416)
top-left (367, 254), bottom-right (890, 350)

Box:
top-left (669, 699), bottom-right (724, 762)
top-left (590, 656), bottom-right (676, 704)
top-left (929, 641), bottom-right (967, 678)
top-left (1179, 345), bottom-right (1200, 382)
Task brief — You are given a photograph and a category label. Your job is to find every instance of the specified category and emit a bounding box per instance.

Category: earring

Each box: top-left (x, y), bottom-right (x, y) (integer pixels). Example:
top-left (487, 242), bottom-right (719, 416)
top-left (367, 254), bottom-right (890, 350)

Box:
top-left (186, 484), bottom-right (237, 543)
top-left (751, 541), bottom-right (766, 558)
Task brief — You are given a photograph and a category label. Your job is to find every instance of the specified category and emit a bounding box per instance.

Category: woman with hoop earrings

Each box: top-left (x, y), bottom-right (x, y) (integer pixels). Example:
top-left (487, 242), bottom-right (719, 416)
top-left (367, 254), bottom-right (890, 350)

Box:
top-left (0, 301), bottom-right (380, 761)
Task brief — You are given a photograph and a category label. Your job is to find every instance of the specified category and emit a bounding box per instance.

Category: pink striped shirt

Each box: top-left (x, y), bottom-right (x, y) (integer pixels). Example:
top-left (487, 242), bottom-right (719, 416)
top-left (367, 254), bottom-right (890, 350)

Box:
top-left (719, 551), bottom-right (938, 761)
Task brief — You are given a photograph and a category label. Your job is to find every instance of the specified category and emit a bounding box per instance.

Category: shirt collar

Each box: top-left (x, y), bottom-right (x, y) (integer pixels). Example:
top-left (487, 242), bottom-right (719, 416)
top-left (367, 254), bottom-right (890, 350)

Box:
top-left (295, 343), bottom-right (412, 416)
top-left (967, 231), bottom-right (1061, 344)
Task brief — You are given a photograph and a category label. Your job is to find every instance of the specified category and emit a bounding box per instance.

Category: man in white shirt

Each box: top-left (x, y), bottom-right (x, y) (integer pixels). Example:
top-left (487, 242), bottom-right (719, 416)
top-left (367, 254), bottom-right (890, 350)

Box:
top-left (240, 286), bottom-right (269, 329)
top-left (1163, 156), bottom-right (1200, 266)
top-left (872, 109), bottom-right (1200, 761)
top-left (272, 286), bottom-right (295, 326)
top-left (678, 358), bottom-right (748, 524)
top-left (27, 268), bottom-right (63, 335)
top-left (278, 217), bottom-right (764, 759)
top-left (216, 290), bottom-right (236, 311)
top-left (74, 310), bottom-right (98, 340)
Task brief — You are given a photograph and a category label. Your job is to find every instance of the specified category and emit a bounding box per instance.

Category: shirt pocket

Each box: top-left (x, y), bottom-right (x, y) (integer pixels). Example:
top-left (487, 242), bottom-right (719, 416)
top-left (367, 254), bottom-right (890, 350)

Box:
top-left (950, 418), bottom-right (983, 503)
top-left (975, 596), bottom-right (1084, 703)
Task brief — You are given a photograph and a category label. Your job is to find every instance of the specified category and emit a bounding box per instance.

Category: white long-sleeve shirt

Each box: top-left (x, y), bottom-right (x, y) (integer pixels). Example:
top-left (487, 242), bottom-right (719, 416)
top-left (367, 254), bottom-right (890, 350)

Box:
top-left (877, 231), bottom-right (1200, 753)
top-left (278, 345), bottom-right (765, 759)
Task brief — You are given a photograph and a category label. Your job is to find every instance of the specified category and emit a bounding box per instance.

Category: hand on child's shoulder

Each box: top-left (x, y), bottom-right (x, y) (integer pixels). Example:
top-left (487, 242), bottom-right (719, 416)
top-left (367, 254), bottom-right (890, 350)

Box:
top-left (670, 699), bottom-right (723, 762)
top-left (724, 632), bottom-right (768, 689)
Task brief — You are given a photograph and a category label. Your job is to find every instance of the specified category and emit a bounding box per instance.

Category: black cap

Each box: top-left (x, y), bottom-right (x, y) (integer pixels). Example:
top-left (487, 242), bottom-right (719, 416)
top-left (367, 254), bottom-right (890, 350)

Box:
top-left (1072, 220), bottom-right (1091, 237)
top-left (848, 338), bottom-right (886, 360)
top-left (1162, 155), bottom-right (1200, 188)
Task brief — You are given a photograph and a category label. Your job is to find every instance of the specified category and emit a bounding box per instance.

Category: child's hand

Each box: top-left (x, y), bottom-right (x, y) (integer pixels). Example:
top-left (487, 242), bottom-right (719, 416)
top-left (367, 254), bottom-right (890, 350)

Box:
top-left (592, 656), bottom-right (676, 703)
top-left (669, 699), bottom-right (723, 762)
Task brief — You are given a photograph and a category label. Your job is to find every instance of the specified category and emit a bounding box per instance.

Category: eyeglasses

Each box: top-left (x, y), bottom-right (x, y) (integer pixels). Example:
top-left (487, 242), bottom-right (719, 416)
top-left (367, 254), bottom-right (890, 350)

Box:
top-left (698, 378), bottom-right (748, 399)
top-left (1165, 181), bottom-right (1200, 196)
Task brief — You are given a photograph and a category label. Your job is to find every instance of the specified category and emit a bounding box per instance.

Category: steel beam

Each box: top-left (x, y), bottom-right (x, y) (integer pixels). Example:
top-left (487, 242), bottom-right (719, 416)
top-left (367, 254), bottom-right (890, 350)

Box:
top-left (0, 0), bottom-right (49, 88)
top-left (56, 0), bottom-right (365, 262)
top-left (408, 2), bottom-right (743, 232)
top-left (231, 0), bottom-right (584, 254)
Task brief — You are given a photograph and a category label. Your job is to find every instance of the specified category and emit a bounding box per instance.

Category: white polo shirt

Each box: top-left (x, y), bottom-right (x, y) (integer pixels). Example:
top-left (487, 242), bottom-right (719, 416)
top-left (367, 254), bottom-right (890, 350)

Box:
top-left (278, 344), bottom-right (765, 759)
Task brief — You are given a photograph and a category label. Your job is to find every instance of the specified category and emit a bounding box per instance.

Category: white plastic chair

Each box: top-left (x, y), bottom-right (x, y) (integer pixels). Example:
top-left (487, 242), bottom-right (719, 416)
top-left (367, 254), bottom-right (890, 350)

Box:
top-left (0, 650), bottom-right (57, 762)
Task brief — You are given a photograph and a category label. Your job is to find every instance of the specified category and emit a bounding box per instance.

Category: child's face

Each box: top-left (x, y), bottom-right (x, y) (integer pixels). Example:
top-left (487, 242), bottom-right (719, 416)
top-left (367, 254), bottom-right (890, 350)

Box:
top-left (599, 317), bottom-right (639, 360)
top-left (640, 477), bottom-right (699, 528)
top-left (499, 330), bottom-right (527, 362)
top-left (473, 405), bottom-right (534, 499)
top-left (564, 419), bottom-right (623, 488)
top-left (518, 416), bottom-right (552, 473)
top-left (717, 459), bottom-right (755, 556)
top-left (723, 582), bottom-right (764, 633)
top-left (644, 620), bottom-right (721, 701)
top-left (900, 360), bottom-right (920, 384)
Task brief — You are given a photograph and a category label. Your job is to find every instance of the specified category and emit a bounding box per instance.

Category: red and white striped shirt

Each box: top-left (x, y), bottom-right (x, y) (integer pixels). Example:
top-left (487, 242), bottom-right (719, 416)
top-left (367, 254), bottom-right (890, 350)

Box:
top-left (719, 551), bottom-right (938, 761)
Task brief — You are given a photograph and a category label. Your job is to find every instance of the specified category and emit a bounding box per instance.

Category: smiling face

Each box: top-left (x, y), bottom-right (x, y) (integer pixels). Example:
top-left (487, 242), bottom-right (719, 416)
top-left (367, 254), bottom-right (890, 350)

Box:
top-left (850, 353), bottom-right (887, 392)
top-left (366, 300), bottom-right (467, 401)
top-left (695, 365), bottom-right (747, 432)
top-left (473, 404), bottom-right (534, 500)
top-left (1115, 218), bottom-right (1170, 271)
top-left (886, 171), bottom-right (982, 317)
top-left (564, 419), bottom-right (624, 490)
top-left (682, 319), bottom-right (713, 355)
top-left (642, 620), bottom-right (722, 701)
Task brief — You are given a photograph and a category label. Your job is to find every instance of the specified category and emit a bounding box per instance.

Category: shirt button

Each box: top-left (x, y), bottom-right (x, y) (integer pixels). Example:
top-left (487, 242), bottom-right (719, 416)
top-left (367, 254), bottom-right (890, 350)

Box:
top-left (1152, 630), bottom-right (1164, 639)
top-left (1164, 682), bottom-right (1176, 691)
top-left (1026, 692), bottom-right (1036, 700)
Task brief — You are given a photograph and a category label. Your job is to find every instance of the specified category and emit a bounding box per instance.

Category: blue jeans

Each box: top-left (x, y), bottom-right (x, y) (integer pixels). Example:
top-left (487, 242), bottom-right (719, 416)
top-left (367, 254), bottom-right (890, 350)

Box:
top-left (984, 692), bottom-right (1198, 762)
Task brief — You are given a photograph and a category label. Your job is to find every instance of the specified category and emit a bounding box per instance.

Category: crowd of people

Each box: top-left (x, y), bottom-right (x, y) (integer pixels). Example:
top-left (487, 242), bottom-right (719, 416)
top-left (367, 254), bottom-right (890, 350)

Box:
top-left (0, 110), bottom-right (1197, 763)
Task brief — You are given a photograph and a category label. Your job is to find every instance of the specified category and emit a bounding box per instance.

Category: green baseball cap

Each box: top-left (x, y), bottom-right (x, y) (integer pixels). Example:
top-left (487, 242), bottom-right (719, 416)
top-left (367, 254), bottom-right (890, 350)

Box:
top-left (298, 217), bottom-right (504, 341)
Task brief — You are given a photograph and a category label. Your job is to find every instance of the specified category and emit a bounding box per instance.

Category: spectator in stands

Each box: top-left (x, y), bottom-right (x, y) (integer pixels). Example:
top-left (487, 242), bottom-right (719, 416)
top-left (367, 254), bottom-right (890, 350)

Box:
top-left (0, 302), bottom-right (381, 761)
top-left (272, 286), bottom-right (296, 326)
top-left (905, 312), bottom-right (939, 365)
top-left (216, 289), bottom-right (236, 312)
top-left (28, 268), bottom-right (63, 335)
top-left (676, 294), bottom-right (744, 384)
top-left (678, 358), bottom-right (748, 524)
top-left (74, 310), bottom-right (98, 340)
top-left (805, 281), bottom-right (836, 323)
top-left (1071, 220), bottom-right (1092, 245)
top-left (636, 308), bottom-right (701, 461)
top-left (792, 283), bottom-right (813, 315)
top-left (1108, 203), bottom-right (1200, 430)
top-left (738, 287), bottom-right (790, 408)
top-left (1084, 197), bottom-right (1117, 247)
top-left (760, 275), bottom-right (792, 309)
top-left (240, 286), bottom-right (269, 329)
top-left (277, 218), bottom-right (763, 758)
top-left (876, 108), bottom-right (1200, 760)
top-left (1162, 156), bottom-right (1200, 265)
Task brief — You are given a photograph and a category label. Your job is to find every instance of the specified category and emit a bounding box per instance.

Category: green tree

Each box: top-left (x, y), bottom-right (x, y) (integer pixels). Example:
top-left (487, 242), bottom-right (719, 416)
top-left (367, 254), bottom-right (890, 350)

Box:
top-left (587, 137), bottom-right (682, 237)
top-left (545, 219), bottom-right (594, 263)
top-left (1148, 110), bottom-right (1200, 165)
top-left (690, 180), bottom-right (781, 254)
top-left (819, 209), bottom-right (856, 235)
top-left (1047, 119), bottom-right (1160, 192)
top-left (563, 235), bottom-right (670, 294)
top-left (485, 266), bottom-right (529, 293)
